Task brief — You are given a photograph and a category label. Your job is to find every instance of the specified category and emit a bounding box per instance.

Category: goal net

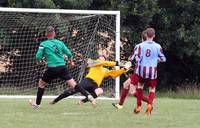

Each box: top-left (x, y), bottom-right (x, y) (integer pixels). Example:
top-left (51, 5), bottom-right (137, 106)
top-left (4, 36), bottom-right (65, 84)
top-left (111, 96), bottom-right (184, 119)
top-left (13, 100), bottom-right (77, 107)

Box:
top-left (0, 8), bottom-right (120, 100)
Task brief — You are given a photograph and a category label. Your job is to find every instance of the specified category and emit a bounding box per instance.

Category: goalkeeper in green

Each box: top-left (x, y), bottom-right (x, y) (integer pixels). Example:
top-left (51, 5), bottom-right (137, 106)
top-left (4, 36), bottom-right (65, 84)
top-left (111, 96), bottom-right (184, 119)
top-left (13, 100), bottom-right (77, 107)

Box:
top-left (29, 26), bottom-right (95, 108)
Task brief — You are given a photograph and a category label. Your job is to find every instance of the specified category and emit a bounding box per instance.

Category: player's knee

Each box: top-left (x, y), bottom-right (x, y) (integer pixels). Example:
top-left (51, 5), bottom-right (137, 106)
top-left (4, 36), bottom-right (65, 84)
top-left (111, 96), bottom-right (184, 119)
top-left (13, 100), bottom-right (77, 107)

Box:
top-left (66, 79), bottom-right (77, 88)
top-left (123, 79), bottom-right (130, 89)
top-left (38, 79), bottom-right (46, 88)
top-left (129, 84), bottom-right (136, 95)
top-left (129, 90), bottom-right (136, 96)
top-left (137, 84), bottom-right (144, 89)
top-left (149, 87), bottom-right (156, 93)
top-left (95, 88), bottom-right (103, 96)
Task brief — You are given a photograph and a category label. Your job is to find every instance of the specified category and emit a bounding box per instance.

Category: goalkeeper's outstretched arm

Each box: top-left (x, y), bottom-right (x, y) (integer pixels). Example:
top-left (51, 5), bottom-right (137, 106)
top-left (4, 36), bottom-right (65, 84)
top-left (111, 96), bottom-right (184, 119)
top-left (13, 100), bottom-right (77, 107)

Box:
top-left (104, 60), bottom-right (132, 77)
top-left (104, 68), bottom-right (126, 78)
top-left (87, 59), bottom-right (117, 67)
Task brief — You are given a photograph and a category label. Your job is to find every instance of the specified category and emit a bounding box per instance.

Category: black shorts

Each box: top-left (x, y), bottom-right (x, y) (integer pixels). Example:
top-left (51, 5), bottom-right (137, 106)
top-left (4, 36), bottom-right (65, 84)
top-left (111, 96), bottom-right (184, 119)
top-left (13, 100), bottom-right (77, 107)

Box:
top-left (42, 66), bottom-right (72, 83)
top-left (79, 78), bottom-right (98, 94)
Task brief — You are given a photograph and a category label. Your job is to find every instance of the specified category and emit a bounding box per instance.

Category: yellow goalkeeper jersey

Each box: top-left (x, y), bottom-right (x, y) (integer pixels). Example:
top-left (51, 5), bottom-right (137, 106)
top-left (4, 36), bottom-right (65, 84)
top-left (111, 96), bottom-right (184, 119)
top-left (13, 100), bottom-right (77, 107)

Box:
top-left (85, 60), bottom-right (126, 87)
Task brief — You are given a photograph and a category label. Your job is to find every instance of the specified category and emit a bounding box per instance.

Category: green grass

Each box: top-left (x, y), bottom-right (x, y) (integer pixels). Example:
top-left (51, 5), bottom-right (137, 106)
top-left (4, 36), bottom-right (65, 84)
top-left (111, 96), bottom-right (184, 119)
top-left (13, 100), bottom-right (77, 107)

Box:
top-left (1, 97), bottom-right (200, 128)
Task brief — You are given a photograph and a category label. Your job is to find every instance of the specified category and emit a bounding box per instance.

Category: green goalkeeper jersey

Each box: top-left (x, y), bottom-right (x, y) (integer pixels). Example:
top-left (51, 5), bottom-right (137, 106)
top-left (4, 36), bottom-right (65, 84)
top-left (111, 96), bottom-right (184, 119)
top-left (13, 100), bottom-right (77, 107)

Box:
top-left (35, 39), bottom-right (73, 67)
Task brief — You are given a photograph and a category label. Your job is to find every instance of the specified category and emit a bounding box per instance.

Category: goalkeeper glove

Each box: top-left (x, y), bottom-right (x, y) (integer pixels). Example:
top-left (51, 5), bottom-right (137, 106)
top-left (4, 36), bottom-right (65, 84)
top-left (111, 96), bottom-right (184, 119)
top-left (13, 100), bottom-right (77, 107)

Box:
top-left (123, 61), bottom-right (132, 70)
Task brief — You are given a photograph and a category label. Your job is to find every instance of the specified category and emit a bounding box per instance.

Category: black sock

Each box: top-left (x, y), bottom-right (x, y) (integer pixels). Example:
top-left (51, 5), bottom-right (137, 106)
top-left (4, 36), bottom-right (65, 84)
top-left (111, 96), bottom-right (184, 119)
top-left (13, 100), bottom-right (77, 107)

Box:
top-left (54, 88), bottom-right (77, 103)
top-left (81, 98), bottom-right (89, 103)
top-left (74, 85), bottom-right (89, 98)
top-left (36, 87), bottom-right (44, 105)
top-left (81, 93), bottom-right (98, 103)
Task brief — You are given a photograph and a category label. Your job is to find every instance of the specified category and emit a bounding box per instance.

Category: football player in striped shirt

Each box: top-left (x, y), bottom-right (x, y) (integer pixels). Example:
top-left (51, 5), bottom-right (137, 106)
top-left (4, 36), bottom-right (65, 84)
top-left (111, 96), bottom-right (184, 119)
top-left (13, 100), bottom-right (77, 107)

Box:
top-left (112, 31), bottom-right (149, 109)
top-left (134, 28), bottom-right (166, 115)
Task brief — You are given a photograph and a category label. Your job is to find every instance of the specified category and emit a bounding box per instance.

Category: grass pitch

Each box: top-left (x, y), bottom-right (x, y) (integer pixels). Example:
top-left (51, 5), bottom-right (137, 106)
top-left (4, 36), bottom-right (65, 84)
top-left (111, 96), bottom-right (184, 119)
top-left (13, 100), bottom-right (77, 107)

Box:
top-left (0, 97), bottom-right (200, 128)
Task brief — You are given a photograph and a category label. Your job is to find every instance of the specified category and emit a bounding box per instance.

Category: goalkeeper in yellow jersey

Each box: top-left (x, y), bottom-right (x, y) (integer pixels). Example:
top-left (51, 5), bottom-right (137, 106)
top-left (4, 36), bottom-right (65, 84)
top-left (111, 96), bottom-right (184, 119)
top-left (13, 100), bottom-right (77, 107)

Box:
top-left (50, 56), bottom-right (131, 107)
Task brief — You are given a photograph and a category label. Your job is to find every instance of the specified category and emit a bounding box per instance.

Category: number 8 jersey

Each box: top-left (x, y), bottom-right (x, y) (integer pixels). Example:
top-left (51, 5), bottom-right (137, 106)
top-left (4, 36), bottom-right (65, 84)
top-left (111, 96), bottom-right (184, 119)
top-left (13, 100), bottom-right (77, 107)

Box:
top-left (134, 41), bottom-right (166, 79)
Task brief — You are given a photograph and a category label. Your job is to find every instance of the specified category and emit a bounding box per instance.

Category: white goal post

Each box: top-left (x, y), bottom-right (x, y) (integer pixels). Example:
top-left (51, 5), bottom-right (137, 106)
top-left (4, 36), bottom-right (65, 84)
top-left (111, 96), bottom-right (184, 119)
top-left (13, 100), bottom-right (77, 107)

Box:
top-left (0, 7), bottom-right (120, 100)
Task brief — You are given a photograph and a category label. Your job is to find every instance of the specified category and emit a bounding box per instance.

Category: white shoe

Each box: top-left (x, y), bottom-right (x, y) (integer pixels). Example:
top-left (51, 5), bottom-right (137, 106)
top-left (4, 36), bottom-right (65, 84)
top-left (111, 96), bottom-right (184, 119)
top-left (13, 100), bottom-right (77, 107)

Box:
top-left (88, 95), bottom-right (97, 108)
top-left (28, 99), bottom-right (40, 109)
top-left (112, 103), bottom-right (123, 109)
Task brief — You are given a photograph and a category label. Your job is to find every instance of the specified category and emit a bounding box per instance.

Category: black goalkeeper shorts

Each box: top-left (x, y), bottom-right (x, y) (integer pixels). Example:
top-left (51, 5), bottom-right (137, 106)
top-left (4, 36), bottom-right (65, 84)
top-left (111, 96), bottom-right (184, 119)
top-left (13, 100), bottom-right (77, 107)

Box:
top-left (79, 78), bottom-right (98, 94)
top-left (42, 65), bottom-right (72, 83)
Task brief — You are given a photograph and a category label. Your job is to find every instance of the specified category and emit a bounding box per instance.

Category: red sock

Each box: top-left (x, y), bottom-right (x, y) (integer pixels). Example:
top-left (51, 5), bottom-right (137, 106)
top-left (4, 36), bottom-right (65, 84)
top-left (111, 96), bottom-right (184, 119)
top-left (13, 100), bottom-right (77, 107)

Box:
top-left (148, 92), bottom-right (155, 105)
top-left (133, 91), bottom-right (148, 103)
top-left (142, 96), bottom-right (149, 103)
top-left (119, 88), bottom-right (129, 105)
top-left (137, 88), bottom-right (143, 107)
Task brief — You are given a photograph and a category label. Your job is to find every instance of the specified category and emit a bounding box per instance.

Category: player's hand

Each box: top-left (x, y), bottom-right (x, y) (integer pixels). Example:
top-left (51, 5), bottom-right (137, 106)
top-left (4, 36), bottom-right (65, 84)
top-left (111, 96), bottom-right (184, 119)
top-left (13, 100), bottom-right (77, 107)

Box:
top-left (60, 36), bottom-right (66, 41)
top-left (36, 61), bottom-right (40, 65)
top-left (64, 55), bottom-right (68, 61)
top-left (119, 60), bottom-right (132, 70)
top-left (68, 60), bottom-right (75, 66)
top-left (124, 61), bottom-right (132, 70)
top-left (36, 61), bottom-right (43, 65)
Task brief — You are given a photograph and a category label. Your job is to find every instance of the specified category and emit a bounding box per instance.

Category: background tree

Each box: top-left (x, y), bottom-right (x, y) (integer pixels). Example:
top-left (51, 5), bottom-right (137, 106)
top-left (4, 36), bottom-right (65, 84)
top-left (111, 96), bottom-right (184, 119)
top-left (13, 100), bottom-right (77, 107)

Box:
top-left (0, 0), bottom-right (199, 91)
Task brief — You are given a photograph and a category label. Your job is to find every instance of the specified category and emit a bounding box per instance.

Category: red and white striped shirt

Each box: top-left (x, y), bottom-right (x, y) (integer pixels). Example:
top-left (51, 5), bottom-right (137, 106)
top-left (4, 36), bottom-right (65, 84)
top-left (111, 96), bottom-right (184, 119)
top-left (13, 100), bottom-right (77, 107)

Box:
top-left (134, 40), bottom-right (166, 79)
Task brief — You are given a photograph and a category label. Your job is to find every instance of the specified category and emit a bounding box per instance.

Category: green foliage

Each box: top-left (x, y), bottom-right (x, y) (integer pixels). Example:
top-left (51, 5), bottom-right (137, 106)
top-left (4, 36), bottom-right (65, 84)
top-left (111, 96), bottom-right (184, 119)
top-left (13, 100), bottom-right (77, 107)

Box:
top-left (8, 0), bottom-right (56, 8)
top-left (53, 0), bottom-right (93, 9)
top-left (1, 0), bottom-right (200, 90)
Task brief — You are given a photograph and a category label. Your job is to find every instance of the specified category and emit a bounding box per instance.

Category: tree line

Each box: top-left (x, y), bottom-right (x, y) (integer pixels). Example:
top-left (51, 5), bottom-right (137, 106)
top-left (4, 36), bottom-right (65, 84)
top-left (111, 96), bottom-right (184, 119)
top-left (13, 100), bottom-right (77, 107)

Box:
top-left (0, 0), bottom-right (199, 91)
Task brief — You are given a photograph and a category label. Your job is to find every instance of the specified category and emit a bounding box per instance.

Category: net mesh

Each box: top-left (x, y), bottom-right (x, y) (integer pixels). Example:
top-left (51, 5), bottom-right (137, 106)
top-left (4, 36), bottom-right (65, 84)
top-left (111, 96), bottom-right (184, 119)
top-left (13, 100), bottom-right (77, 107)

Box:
top-left (0, 11), bottom-right (117, 98)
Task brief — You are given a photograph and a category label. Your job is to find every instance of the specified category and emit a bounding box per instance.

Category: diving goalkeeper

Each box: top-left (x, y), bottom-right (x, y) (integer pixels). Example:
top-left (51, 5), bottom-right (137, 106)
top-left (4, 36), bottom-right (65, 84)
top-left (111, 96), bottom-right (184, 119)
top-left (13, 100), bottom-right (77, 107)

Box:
top-left (49, 56), bottom-right (131, 107)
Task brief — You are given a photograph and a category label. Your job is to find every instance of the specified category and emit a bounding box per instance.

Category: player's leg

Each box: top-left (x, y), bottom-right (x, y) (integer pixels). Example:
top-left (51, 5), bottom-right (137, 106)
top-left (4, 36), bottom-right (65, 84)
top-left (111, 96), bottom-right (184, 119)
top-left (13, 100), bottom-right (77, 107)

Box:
top-left (130, 73), bottom-right (148, 103)
top-left (78, 78), bottom-right (99, 107)
top-left (145, 79), bottom-right (157, 115)
top-left (79, 89), bottom-right (100, 106)
top-left (60, 66), bottom-right (95, 103)
top-left (29, 68), bottom-right (53, 108)
top-left (129, 84), bottom-right (137, 96)
top-left (134, 77), bottom-right (145, 114)
top-left (129, 73), bottom-right (138, 97)
top-left (80, 88), bottom-right (103, 103)
top-left (119, 78), bottom-right (131, 105)
top-left (112, 77), bottom-right (131, 109)
top-left (49, 87), bottom-right (77, 105)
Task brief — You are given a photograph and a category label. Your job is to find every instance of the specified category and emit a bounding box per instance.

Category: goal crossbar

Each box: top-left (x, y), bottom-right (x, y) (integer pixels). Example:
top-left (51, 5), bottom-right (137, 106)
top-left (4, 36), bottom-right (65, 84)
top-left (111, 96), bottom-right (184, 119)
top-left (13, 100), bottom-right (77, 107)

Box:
top-left (0, 7), bottom-right (120, 15)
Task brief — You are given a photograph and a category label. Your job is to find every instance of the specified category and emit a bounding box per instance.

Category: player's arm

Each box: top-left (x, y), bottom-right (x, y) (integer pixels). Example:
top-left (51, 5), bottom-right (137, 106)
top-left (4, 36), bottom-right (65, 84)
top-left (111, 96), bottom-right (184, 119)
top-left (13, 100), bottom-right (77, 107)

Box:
top-left (133, 45), bottom-right (141, 62)
top-left (88, 59), bottom-right (117, 67)
top-left (158, 46), bottom-right (166, 62)
top-left (104, 68), bottom-right (126, 78)
top-left (62, 43), bottom-right (73, 60)
top-left (130, 45), bottom-right (138, 62)
top-left (62, 42), bottom-right (74, 65)
top-left (35, 45), bottom-right (44, 62)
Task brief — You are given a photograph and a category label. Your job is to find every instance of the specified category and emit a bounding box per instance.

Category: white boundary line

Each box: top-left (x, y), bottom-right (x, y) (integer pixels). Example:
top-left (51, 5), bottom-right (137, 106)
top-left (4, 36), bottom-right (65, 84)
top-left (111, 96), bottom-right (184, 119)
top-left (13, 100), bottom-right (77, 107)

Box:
top-left (0, 95), bottom-right (117, 100)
